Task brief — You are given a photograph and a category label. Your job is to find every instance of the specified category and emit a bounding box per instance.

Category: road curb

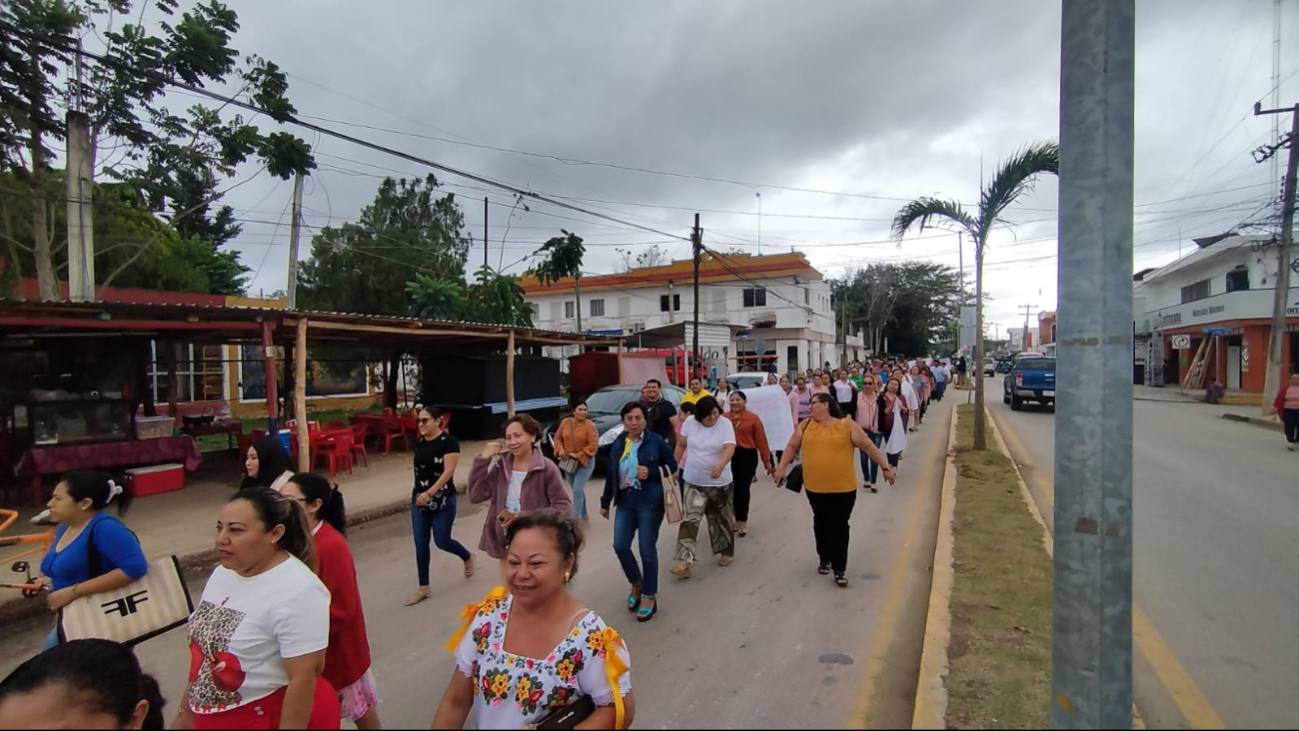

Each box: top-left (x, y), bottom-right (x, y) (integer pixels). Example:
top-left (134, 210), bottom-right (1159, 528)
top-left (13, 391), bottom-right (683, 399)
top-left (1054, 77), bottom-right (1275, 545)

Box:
top-left (1220, 412), bottom-right (1283, 432)
top-left (911, 408), bottom-right (958, 729)
top-left (985, 410), bottom-right (1146, 730)
top-left (0, 496), bottom-right (415, 628)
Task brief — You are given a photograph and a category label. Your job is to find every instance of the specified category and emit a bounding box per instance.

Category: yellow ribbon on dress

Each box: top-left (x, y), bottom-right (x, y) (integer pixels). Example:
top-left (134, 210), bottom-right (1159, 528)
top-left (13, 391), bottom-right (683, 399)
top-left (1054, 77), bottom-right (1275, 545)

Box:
top-left (442, 586), bottom-right (508, 654)
top-left (597, 626), bottom-right (631, 730)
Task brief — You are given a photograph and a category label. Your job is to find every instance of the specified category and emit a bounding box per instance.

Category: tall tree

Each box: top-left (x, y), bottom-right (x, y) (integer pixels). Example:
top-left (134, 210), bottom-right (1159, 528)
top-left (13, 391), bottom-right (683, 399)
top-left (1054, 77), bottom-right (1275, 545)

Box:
top-left (297, 174), bottom-right (470, 408)
top-left (466, 265), bottom-right (533, 328)
top-left (831, 262), bottom-right (967, 357)
top-left (1, 0), bottom-right (314, 300)
top-left (892, 141), bottom-right (1058, 450)
top-left (527, 229), bottom-right (585, 331)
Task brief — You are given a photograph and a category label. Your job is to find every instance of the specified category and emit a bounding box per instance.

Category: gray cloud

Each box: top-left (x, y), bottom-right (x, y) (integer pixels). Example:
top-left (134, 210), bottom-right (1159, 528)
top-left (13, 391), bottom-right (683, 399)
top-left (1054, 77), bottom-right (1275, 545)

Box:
top-left (203, 0), bottom-right (1295, 332)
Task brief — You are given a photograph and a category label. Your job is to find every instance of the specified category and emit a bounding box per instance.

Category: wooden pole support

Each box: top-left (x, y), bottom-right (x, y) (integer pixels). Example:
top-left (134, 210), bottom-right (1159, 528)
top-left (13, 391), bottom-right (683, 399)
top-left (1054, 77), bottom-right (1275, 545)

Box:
top-left (506, 330), bottom-right (517, 417)
top-left (295, 318), bottom-right (310, 472)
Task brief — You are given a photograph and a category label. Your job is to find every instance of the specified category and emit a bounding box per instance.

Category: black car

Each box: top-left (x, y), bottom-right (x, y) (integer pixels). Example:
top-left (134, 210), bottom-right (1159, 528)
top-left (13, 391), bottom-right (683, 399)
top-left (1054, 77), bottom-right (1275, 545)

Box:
top-left (541, 383), bottom-right (687, 474)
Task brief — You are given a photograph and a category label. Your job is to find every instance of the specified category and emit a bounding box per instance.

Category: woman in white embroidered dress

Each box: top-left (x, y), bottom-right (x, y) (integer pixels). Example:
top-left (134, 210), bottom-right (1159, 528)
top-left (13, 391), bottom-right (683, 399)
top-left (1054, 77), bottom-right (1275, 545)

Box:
top-left (431, 509), bottom-right (635, 730)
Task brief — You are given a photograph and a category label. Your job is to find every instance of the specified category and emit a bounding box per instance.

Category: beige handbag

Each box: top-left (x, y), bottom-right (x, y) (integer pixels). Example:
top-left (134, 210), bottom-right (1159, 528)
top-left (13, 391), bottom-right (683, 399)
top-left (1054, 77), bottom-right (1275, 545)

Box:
top-left (58, 555), bottom-right (193, 646)
top-left (660, 466), bottom-right (683, 524)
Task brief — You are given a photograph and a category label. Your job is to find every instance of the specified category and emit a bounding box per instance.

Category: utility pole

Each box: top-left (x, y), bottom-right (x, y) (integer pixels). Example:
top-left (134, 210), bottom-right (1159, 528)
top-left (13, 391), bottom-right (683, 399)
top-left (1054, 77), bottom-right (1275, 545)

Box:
top-left (483, 196), bottom-right (489, 269)
top-left (285, 171), bottom-right (305, 309)
top-left (667, 279), bottom-right (675, 324)
top-left (958, 231), bottom-right (965, 304)
top-left (1055, 1), bottom-right (1135, 729)
top-left (1019, 302), bottom-right (1038, 350)
top-left (692, 213), bottom-right (702, 381)
top-left (1254, 102), bottom-right (1298, 418)
top-left (65, 110), bottom-right (94, 302)
top-left (756, 191), bottom-right (762, 255)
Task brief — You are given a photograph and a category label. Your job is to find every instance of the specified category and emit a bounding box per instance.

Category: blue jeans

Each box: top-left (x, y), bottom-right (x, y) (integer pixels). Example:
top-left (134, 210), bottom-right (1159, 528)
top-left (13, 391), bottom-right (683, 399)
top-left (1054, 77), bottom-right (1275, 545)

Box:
top-left (612, 480), bottom-right (665, 597)
top-left (934, 381), bottom-right (947, 400)
top-left (412, 495), bottom-right (471, 587)
top-left (41, 627), bottom-right (59, 652)
top-left (565, 459), bottom-right (596, 520)
top-left (859, 433), bottom-right (884, 485)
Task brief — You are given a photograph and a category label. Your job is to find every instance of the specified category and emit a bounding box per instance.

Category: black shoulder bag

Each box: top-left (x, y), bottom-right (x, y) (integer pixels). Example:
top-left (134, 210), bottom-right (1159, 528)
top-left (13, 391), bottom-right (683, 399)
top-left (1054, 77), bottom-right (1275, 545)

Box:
top-left (782, 420), bottom-right (813, 494)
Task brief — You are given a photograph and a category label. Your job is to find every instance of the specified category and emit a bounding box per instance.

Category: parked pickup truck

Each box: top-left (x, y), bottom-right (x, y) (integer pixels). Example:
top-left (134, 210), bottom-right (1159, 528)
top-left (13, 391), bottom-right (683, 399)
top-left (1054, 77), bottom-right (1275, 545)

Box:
top-left (1003, 356), bottom-right (1056, 411)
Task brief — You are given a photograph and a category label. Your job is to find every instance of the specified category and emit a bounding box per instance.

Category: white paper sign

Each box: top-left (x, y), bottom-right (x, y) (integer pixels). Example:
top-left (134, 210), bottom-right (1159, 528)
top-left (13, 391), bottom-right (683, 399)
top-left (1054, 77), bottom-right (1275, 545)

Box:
top-left (737, 384), bottom-right (795, 454)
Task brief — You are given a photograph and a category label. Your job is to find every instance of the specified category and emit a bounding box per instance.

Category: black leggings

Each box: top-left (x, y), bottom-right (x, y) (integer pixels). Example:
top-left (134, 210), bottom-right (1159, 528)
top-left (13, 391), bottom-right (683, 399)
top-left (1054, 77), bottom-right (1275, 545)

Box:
top-left (1284, 408), bottom-right (1299, 444)
top-left (731, 447), bottom-right (759, 522)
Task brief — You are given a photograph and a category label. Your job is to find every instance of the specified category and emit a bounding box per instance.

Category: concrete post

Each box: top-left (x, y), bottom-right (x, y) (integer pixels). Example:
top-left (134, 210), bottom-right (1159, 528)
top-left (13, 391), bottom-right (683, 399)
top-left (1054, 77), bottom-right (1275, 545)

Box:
top-left (65, 111), bottom-right (94, 302)
top-left (1054, 1), bottom-right (1135, 728)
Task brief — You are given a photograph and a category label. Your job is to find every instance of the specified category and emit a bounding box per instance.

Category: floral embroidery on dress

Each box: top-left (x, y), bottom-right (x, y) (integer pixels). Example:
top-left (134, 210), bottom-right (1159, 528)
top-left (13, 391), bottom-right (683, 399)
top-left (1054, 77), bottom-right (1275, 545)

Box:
top-left (453, 593), bottom-right (633, 728)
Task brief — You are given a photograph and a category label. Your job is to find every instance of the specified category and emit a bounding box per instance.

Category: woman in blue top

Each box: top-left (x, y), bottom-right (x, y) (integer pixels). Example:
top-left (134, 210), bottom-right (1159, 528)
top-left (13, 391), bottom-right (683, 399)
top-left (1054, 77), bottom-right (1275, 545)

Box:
top-left (600, 401), bottom-right (677, 624)
top-left (38, 471), bottom-right (148, 650)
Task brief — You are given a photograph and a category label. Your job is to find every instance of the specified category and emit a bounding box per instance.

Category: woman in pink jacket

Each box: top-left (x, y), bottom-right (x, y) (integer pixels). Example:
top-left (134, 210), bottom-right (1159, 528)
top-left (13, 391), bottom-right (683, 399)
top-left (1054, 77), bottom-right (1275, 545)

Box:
top-left (467, 414), bottom-right (572, 559)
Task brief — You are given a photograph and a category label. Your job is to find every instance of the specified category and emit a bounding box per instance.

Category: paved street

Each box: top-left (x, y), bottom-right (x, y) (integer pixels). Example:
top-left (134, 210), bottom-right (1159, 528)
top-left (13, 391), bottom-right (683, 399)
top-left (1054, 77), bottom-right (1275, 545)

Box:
top-left (0, 401), bottom-right (953, 729)
top-left (983, 377), bottom-right (1298, 730)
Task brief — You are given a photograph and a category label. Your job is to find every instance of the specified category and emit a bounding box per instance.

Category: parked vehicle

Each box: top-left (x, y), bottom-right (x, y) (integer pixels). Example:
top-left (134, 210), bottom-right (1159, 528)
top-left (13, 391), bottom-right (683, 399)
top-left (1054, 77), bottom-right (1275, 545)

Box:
top-left (1003, 356), bottom-right (1056, 411)
top-left (541, 382), bottom-right (687, 472)
top-left (983, 358), bottom-right (996, 377)
top-left (726, 372), bottom-right (772, 390)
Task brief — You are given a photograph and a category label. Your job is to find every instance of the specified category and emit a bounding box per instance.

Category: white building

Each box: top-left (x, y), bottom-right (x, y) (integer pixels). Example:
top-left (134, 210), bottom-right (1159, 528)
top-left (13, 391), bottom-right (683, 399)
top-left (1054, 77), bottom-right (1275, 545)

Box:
top-left (1133, 233), bottom-right (1299, 391)
top-left (520, 251), bottom-right (840, 376)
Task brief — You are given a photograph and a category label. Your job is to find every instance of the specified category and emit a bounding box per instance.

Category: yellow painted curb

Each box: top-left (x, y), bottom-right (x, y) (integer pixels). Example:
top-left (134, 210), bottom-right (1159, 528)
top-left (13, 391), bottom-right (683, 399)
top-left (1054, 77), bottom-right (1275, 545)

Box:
top-left (986, 411), bottom-right (1148, 730)
top-left (910, 408), bottom-right (958, 729)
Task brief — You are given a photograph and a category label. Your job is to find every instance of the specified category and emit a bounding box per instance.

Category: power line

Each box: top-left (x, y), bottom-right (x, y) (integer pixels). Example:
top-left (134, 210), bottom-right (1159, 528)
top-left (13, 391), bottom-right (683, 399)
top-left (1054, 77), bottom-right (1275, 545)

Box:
top-left (2, 22), bottom-right (692, 244)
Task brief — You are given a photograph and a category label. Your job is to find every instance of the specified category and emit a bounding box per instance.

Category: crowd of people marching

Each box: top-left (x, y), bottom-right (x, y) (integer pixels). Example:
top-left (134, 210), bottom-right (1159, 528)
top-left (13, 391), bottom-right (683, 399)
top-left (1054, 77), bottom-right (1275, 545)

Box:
top-left (0, 357), bottom-right (957, 730)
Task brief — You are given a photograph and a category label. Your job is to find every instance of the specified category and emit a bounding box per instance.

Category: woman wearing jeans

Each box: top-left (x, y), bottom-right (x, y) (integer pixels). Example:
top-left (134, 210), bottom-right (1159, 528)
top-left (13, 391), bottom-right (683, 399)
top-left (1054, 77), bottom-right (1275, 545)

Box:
top-left (774, 393), bottom-right (895, 588)
top-left (553, 401), bottom-right (598, 522)
top-left (854, 374), bottom-right (884, 493)
top-left (600, 401), bottom-right (676, 623)
top-left (407, 407), bottom-right (475, 607)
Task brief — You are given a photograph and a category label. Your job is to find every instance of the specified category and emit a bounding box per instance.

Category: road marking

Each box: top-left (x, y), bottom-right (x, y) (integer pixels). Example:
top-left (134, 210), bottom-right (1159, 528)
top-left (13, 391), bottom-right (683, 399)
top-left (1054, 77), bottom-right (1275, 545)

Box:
top-left (846, 406), bottom-right (948, 729)
top-left (990, 407), bottom-right (1228, 731)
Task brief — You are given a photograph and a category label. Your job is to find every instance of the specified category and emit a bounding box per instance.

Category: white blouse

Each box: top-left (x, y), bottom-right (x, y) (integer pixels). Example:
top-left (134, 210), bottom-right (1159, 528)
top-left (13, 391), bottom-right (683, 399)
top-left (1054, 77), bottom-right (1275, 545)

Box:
top-left (452, 593), bottom-right (632, 730)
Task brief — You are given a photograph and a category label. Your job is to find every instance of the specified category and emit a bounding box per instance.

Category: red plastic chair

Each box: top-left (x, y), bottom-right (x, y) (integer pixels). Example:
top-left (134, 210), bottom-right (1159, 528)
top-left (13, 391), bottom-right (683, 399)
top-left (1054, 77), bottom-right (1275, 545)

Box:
top-left (348, 423), bottom-right (370, 468)
top-left (381, 418), bottom-right (409, 454)
top-left (314, 432), bottom-right (353, 478)
top-left (438, 413), bottom-right (451, 432)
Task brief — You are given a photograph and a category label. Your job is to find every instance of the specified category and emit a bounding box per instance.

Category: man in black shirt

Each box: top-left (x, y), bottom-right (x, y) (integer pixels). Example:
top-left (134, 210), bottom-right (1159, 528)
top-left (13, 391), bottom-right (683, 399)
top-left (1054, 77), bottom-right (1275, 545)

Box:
top-left (640, 378), bottom-right (678, 447)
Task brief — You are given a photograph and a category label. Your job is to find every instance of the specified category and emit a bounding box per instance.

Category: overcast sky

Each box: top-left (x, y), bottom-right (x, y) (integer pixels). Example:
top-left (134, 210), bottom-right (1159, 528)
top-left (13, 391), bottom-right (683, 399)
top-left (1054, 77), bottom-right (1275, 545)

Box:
top-left (198, 0), bottom-right (1296, 339)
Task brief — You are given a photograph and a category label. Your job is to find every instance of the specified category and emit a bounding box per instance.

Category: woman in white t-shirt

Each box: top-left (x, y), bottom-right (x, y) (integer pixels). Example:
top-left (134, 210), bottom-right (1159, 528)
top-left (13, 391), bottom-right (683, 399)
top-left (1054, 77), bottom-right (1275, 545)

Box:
top-left (669, 396), bottom-right (738, 579)
top-left (174, 487), bottom-right (339, 730)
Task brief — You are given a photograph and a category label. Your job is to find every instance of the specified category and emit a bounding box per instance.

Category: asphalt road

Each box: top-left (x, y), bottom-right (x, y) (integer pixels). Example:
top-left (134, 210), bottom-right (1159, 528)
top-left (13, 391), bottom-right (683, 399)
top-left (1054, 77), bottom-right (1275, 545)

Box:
top-left (983, 377), bottom-right (1298, 730)
top-left (0, 400), bottom-right (954, 729)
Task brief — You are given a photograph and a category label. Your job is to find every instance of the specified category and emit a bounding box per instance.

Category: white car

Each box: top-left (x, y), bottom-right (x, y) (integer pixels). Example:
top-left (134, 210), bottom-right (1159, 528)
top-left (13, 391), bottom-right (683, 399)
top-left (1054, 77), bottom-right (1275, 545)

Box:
top-left (725, 372), bottom-right (772, 390)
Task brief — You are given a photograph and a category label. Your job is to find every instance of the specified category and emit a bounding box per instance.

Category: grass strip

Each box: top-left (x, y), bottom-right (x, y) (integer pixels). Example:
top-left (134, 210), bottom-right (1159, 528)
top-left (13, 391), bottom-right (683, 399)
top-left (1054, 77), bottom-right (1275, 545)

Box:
top-left (946, 404), bottom-right (1052, 729)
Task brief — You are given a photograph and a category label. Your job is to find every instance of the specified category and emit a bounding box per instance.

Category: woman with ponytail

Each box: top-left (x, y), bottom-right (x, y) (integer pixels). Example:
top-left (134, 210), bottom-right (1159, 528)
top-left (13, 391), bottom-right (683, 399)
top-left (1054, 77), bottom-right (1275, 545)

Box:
top-left (38, 470), bottom-right (147, 651)
top-left (283, 474), bottom-right (382, 730)
top-left (175, 487), bottom-right (340, 730)
top-left (0, 639), bottom-right (165, 729)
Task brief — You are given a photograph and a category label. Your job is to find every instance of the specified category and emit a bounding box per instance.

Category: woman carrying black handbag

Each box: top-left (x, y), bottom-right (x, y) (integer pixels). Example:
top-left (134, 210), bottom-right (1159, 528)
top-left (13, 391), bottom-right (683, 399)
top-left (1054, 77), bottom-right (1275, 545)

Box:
top-left (773, 394), bottom-right (895, 588)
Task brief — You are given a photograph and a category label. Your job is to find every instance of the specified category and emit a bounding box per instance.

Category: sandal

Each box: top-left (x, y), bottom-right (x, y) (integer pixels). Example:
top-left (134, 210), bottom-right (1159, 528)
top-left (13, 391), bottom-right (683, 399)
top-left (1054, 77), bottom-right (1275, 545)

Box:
top-left (404, 588), bottom-right (431, 606)
top-left (817, 563), bottom-right (831, 575)
top-left (463, 555), bottom-right (477, 579)
top-left (636, 595), bottom-right (657, 623)
top-left (627, 585), bottom-right (643, 612)
top-left (835, 573), bottom-right (849, 588)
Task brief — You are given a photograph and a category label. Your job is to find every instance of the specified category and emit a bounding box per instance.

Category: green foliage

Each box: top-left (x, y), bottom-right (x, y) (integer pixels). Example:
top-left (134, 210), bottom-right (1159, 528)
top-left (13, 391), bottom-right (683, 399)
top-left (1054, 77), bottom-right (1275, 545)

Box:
top-left (831, 261), bottom-right (966, 357)
top-left (0, 0), bottom-right (315, 299)
top-left (527, 230), bottom-right (585, 285)
top-left (406, 272), bottom-right (467, 321)
top-left (0, 169), bottom-right (249, 294)
top-left (296, 175), bottom-right (469, 316)
top-left (466, 265), bottom-right (533, 328)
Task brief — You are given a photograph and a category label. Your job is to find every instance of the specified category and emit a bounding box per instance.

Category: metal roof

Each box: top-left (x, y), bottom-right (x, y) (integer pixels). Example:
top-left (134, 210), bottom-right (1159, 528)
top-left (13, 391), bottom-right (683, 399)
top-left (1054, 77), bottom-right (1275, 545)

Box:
top-left (0, 298), bottom-right (622, 349)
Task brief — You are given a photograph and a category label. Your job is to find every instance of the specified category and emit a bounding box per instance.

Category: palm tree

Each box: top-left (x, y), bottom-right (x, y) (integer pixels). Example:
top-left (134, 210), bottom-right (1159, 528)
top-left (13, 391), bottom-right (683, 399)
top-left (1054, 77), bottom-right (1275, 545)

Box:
top-left (527, 230), bottom-right (586, 331)
top-left (891, 142), bottom-right (1058, 450)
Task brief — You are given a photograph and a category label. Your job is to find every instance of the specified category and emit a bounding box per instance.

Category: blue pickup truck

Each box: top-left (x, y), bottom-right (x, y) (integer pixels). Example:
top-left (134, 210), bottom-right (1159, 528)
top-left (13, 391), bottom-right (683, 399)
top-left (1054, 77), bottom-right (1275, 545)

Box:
top-left (1003, 356), bottom-right (1056, 411)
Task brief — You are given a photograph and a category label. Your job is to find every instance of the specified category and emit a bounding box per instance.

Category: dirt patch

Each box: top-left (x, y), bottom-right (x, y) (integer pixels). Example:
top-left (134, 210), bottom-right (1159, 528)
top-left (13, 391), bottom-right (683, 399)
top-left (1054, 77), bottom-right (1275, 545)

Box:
top-left (945, 404), bottom-right (1052, 730)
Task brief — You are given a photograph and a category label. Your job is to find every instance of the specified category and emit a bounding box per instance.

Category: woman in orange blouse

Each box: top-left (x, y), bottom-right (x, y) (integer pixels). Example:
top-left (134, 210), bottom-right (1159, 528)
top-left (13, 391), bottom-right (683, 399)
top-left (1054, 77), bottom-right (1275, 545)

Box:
top-left (724, 392), bottom-right (772, 537)
top-left (553, 401), bottom-right (599, 523)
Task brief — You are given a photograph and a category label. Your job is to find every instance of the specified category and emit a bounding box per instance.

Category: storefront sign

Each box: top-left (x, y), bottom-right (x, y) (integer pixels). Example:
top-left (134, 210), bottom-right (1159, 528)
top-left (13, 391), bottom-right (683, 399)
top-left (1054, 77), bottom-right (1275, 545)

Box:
top-left (1171, 335), bottom-right (1191, 349)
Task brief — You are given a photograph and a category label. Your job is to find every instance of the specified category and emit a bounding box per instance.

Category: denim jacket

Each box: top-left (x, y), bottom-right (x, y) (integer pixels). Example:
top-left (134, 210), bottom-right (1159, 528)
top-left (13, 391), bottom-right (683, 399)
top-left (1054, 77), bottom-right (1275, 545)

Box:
top-left (600, 430), bottom-right (678, 510)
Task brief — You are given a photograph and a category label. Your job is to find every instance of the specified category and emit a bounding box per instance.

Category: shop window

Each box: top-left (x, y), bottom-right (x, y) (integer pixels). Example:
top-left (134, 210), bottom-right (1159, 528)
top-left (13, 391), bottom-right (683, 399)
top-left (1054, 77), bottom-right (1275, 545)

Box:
top-left (1180, 279), bottom-right (1210, 304)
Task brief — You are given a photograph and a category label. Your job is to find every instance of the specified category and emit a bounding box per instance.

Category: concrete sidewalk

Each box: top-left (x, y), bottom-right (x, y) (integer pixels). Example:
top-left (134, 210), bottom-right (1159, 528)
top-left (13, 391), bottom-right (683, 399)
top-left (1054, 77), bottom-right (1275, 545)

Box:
top-left (0, 440), bottom-right (496, 622)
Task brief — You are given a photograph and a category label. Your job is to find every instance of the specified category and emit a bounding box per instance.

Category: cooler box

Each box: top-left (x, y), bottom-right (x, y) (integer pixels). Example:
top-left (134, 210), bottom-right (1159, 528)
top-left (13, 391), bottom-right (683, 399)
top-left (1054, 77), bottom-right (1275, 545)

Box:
top-left (125, 463), bottom-right (185, 497)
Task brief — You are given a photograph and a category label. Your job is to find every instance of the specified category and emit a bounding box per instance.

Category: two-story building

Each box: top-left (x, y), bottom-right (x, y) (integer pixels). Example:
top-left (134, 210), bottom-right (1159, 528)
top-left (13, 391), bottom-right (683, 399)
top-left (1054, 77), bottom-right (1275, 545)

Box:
top-left (1037, 311), bottom-right (1056, 356)
top-left (520, 251), bottom-right (839, 377)
top-left (1133, 233), bottom-right (1299, 393)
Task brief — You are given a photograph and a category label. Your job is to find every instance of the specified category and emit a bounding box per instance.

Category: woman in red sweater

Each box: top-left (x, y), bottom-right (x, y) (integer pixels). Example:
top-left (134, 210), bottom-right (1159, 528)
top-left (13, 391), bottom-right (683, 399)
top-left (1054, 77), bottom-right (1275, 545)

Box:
top-left (283, 474), bottom-right (381, 730)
